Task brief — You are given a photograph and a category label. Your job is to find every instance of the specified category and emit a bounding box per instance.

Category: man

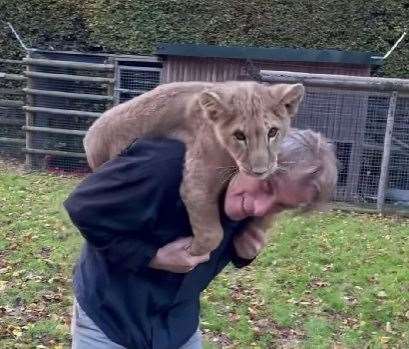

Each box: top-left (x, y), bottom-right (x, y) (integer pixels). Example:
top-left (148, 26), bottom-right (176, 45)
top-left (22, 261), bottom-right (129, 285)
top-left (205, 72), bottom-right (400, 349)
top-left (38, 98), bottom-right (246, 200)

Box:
top-left (64, 129), bottom-right (337, 349)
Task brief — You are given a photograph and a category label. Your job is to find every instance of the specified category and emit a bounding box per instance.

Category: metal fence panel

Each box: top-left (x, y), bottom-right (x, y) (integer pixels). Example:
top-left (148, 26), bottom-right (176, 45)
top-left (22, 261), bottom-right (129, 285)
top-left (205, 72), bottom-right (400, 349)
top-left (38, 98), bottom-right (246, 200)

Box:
top-left (0, 59), bottom-right (25, 158)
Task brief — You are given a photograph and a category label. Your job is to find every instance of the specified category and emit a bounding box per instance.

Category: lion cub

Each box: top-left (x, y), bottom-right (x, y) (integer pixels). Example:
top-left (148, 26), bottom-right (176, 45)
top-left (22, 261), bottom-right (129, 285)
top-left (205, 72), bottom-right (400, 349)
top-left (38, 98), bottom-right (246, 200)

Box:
top-left (84, 81), bottom-right (304, 255)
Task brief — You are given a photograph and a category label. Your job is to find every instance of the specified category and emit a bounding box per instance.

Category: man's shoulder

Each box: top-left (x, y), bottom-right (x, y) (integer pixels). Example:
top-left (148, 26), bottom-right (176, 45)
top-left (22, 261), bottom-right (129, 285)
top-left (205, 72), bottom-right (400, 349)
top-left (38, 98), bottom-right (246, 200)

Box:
top-left (122, 137), bottom-right (186, 161)
top-left (116, 138), bottom-right (186, 180)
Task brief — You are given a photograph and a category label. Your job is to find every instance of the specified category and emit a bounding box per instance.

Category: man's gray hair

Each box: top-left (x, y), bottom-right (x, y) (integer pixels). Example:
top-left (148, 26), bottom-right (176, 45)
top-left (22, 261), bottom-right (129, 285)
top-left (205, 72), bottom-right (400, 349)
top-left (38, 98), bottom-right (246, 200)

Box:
top-left (277, 128), bottom-right (338, 210)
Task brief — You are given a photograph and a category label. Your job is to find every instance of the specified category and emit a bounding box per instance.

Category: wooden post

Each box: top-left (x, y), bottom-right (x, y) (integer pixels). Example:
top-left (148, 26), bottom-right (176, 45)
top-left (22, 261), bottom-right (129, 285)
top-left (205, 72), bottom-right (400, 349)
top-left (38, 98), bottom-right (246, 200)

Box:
top-left (24, 52), bottom-right (34, 170)
top-left (107, 57), bottom-right (116, 107)
top-left (377, 91), bottom-right (398, 213)
top-left (112, 58), bottom-right (122, 106)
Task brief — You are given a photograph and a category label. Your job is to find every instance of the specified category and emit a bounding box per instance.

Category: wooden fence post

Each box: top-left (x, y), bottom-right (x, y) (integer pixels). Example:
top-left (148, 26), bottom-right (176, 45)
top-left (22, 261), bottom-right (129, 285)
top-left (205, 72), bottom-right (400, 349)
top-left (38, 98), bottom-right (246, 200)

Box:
top-left (24, 52), bottom-right (34, 170)
top-left (377, 91), bottom-right (398, 213)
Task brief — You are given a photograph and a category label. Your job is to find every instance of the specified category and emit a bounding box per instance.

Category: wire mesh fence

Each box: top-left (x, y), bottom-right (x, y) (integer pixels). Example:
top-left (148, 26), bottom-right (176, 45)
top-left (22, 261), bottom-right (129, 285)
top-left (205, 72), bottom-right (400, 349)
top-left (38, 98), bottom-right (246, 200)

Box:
top-left (115, 65), bottom-right (161, 104)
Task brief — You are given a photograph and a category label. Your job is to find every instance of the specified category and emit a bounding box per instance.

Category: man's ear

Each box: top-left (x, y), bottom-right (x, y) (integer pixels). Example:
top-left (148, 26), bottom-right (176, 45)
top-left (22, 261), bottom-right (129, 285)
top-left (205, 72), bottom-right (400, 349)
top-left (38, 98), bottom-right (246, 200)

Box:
top-left (198, 90), bottom-right (227, 122)
top-left (271, 83), bottom-right (305, 117)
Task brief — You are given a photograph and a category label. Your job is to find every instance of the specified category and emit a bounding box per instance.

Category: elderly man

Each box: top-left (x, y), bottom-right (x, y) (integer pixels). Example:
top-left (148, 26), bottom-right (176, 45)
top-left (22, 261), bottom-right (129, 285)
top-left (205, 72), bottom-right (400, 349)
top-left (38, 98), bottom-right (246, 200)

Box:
top-left (65, 128), bottom-right (337, 349)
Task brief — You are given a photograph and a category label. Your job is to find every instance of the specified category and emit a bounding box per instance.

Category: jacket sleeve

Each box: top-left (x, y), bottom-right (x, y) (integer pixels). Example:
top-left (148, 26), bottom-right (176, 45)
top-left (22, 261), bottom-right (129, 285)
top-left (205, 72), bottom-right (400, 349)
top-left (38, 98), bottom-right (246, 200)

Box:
top-left (63, 139), bottom-right (185, 271)
top-left (230, 248), bottom-right (256, 268)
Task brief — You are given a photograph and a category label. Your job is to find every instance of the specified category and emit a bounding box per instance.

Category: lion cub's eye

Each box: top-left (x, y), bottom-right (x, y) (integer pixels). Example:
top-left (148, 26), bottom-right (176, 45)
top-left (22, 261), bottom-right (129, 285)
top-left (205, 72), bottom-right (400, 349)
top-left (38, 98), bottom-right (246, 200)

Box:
top-left (233, 130), bottom-right (246, 141)
top-left (268, 127), bottom-right (279, 138)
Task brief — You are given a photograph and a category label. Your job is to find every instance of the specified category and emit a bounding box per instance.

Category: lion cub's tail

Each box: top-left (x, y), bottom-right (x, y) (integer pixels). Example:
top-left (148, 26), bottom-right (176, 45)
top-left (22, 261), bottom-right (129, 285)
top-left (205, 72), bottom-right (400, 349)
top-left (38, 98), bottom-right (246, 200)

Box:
top-left (83, 125), bottom-right (109, 171)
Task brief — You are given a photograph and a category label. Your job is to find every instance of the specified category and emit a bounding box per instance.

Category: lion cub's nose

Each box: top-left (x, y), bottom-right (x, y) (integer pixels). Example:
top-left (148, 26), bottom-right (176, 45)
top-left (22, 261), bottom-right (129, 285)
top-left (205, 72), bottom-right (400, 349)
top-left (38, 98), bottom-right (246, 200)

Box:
top-left (252, 169), bottom-right (268, 177)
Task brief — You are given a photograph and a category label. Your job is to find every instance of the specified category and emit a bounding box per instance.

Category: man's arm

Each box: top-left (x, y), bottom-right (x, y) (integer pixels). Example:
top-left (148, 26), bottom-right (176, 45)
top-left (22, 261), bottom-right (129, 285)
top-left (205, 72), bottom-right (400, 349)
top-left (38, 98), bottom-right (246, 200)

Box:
top-left (64, 139), bottom-right (186, 272)
top-left (230, 226), bottom-right (266, 268)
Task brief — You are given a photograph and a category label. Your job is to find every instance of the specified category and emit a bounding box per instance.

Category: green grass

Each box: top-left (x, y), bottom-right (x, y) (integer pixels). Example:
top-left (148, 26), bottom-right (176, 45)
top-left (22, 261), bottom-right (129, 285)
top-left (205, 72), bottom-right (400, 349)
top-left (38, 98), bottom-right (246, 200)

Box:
top-left (1, 168), bottom-right (409, 348)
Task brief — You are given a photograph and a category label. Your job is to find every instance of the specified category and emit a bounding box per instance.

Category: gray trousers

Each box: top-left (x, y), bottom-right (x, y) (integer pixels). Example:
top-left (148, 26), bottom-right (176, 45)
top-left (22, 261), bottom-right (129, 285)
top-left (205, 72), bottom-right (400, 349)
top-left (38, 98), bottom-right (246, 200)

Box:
top-left (71, 300), bottom-right (203, 349)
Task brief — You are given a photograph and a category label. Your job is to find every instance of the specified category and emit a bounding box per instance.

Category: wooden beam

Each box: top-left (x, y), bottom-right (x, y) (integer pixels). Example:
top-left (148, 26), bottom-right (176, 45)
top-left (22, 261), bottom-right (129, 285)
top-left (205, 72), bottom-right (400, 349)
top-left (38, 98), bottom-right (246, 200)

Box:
top-left (260, 70), bottom-right (409, 93)
top-left (0, 117), bottom-right (25, 125)
top-left (106, 57), bottom-right (115, 108)
top-left (0, 72), bottom-right (26, 81)
top-left (0, 88), bottom-right (24, 96)
top-left (0, 137), bottom-right (25, 144)
top-left (23, 126), bottom-right (87, 136)
top-left (23, 88), bottom-right (114, 101)
top-left (23, 57), bottom-right (114, 71)
top-left (23, 147), bottom-right (86, 158)
top-left (23, 106), bottom-right (101, 118)
top-left (377, 91), bottom-right (398, 212)
top-left (25, 71), bottom-right (115, 84)
top-left (25, 52), bottom-right (34, 169)
top-left (0, 59), bottom-right (24, 65)
top-left (0, 99), bottom-right (24, 107)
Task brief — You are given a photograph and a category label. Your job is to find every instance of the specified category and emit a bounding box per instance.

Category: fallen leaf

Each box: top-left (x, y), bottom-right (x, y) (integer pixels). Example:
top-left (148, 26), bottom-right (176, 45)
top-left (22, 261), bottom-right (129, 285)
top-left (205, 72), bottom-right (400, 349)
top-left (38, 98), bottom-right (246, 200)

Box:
top-left (385, 322), bottom-right (393, 333)
top-left (377, 291), bottom-right (388, 298)
top-left (379, 336), bottom-right (390, 344)
top-left (0, 280), bottom-right (7, 292)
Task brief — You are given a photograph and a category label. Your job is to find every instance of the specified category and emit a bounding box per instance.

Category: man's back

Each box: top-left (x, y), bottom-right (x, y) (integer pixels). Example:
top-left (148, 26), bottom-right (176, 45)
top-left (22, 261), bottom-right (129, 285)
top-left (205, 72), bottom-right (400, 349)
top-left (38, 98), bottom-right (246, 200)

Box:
top-left (64, 138), bottom-right (248, 349)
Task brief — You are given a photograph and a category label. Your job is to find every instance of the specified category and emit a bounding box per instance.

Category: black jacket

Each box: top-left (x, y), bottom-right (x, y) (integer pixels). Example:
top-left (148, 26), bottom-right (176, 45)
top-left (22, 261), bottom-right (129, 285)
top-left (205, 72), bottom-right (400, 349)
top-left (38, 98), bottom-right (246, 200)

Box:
top-left (64, 138), bottom-right (251, 349)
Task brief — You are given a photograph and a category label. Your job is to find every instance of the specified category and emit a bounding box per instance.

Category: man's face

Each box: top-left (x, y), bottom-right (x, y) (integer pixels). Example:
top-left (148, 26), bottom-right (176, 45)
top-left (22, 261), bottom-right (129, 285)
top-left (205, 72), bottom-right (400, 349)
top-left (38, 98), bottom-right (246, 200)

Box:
top-left (224, 172), bottom-right (315, 221)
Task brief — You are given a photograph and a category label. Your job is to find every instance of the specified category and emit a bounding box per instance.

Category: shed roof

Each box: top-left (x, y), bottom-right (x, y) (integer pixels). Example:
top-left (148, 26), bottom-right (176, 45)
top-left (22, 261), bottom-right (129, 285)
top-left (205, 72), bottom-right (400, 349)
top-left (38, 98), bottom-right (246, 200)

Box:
top-left (156, 43), bottom-right (382, 66)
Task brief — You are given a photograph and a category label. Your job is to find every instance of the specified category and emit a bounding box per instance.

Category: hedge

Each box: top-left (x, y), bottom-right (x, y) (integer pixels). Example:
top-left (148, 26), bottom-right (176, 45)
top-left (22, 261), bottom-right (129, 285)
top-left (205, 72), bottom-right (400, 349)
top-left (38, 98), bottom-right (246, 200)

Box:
top-left (0, 0), bottom-right (408, 77)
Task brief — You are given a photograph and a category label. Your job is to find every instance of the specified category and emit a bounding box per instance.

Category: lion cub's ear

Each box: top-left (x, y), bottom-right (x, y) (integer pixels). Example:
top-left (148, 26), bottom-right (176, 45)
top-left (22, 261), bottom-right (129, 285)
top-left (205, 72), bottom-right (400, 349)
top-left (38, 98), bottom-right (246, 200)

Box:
top-left (271, 83), bottom-right (305, 117)
top-left (198, 90), bottom-right (227, 122)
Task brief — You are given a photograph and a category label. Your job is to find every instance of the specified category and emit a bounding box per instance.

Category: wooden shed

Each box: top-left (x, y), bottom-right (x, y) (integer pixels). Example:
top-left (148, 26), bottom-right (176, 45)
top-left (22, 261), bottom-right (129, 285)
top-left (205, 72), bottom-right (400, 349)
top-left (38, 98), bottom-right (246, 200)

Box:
top-left (156, 43), bottom-right (381, 82)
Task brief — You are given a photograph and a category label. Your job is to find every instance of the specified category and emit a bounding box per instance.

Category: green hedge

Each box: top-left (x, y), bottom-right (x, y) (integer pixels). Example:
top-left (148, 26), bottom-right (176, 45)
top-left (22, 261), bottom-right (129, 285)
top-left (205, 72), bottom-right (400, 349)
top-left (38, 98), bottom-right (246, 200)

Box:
top-left (1, 0), bottom-right (408, 77)
top-left (0, 0), bottom-right (91, 59)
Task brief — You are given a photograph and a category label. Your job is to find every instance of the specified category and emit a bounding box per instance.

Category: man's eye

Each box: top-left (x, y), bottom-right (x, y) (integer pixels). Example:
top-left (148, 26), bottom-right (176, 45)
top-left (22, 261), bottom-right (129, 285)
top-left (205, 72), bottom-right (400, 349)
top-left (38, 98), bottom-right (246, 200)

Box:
top-left (233, 130), bottom-right (246, 141)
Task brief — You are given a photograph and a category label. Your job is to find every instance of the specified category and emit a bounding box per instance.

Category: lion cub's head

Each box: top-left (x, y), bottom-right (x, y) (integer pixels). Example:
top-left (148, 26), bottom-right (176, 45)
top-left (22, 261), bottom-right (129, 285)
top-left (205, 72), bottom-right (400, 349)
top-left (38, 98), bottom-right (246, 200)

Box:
top-left (198, 81), bottom-right (305, 178)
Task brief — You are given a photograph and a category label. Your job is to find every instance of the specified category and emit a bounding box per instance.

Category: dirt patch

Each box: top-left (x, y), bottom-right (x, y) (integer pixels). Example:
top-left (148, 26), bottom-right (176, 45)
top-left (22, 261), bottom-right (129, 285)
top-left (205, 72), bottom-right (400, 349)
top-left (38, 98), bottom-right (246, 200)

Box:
top-left (0, 155), bottom-right (26, 174)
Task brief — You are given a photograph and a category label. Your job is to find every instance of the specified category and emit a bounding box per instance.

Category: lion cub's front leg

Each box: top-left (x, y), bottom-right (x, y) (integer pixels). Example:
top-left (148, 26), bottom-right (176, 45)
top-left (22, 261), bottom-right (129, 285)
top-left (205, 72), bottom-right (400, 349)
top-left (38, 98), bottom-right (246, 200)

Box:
top-left (180, 157), bottom-right (225, 256)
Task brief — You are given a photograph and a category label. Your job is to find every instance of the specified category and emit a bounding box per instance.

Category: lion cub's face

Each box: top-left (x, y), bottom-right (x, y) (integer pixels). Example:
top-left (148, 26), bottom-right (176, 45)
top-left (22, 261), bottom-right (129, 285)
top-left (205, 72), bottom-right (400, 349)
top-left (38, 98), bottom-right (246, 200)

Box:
top-left (199, 81), bottom-right (305, 178)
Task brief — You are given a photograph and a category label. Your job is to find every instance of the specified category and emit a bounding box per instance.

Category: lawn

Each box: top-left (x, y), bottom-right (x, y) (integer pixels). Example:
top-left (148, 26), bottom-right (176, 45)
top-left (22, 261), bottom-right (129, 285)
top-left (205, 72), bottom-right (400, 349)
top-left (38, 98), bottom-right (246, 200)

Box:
top-left (0, 168), bottom-right (408, 349)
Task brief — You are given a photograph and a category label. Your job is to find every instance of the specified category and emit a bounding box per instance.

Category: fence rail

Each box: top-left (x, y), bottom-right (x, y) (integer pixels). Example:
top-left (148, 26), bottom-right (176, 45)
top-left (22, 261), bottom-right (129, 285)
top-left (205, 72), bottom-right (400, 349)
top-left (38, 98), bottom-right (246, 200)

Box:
top-left (23, 58), bottom-right (115, 71)
top-left (22, 106), bottom-right (101, 118)
top-left (260, 70), bottom-right (409, 93)
top-left (25, 71), bottom-right (115, 84)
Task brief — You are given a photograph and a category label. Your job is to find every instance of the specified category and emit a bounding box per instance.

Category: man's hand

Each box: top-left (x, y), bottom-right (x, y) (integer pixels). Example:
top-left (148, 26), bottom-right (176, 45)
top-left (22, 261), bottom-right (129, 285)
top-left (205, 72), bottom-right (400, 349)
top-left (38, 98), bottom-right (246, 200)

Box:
top-left (148, 237), bottom-right (210, 273)
top-left (233, 226), bottom-right (266, 260)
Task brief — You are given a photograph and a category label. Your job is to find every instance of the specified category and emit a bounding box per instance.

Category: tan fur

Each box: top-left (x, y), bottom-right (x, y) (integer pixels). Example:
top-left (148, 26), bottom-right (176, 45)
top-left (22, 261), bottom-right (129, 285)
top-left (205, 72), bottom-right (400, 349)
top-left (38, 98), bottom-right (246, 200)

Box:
top-left (84, 81), bottom-right (304, 255)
